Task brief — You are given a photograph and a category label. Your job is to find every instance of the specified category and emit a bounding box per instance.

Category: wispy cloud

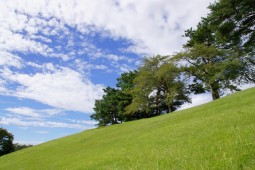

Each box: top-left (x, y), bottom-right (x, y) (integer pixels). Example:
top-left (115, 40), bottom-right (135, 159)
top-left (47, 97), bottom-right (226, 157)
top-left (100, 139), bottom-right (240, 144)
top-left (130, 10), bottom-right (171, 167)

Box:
top-left (1, 67), bottom-right (104, 113)
top-left (0, 0), bottom-right (217, 116)
top-left (5, 107), bottom-right (63, 118)
top-left (0, 116), bottom-right (92, 130)
top-left (0, 52), bottom-right (23, 68)
top-left (33, 131), bottom-right (49, 134)
top-left (0, 0), bottom-right (213, 58)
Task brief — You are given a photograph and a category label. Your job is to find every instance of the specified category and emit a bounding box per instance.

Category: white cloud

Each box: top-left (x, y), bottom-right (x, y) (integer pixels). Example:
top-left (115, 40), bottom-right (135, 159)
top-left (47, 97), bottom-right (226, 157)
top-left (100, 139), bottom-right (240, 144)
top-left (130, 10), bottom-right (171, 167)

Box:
top-left (0, 0), bottom-right (213, 56)
top-left (0, 0), bottom-right (217, 114)
top-left (27, 62), bottom-right (57, 72)
top-left (0, 27), bottom-right (50, 56)
top-left (179, 93), bottom-right (212, 110)
top-left (240, 83), bottom-right (255, 90)
top-left (33, 131), bottom-right (49, 134)
top-left (68, 119), bottom-right (97, 126)
top-left (5, 107), bottom-right (63, 118)
top-left (94, 64), bottom-right (108, 70)
top-left (0, 51), bottom-right (23, 68)
top-left (6, 107), bottom-right (41, 118)
top-left (0, 116), bottom-right (89, 129)
top-left (1, 67), bottom-right (104, 113)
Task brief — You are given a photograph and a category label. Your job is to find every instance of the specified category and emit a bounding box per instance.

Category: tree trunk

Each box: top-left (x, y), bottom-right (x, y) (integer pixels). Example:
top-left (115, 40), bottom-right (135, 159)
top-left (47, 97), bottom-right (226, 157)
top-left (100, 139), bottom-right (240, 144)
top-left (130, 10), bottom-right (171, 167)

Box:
top-left (168, 105), bottom-right (172, 113)
top-left (155, 89), bottom-right (161, 115)
top-left (210, 85), bottom-right (220, 100)
top-left (168, 102), bottom-right (173, 113)
top-left (110, 112), bottom-right (115, 125)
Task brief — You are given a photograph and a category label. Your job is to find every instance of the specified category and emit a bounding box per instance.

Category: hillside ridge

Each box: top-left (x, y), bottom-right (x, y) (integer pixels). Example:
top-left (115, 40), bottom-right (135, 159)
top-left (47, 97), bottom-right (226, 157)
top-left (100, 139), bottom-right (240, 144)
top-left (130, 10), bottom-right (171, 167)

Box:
top-left (0, 88), bottom-right (255, 169)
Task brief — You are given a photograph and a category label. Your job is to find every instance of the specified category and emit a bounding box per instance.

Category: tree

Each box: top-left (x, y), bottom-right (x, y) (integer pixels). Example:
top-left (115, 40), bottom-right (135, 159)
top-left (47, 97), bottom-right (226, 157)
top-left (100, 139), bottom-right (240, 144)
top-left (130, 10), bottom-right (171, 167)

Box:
top-left (174, 44), bottom-right (243, 100)
top-left (116, 71), bottom-right (137, 91)
top-left (183, 0), bottom-right (255, 96)
top-left (13, 143), bottom-right (32, 151)
top-left (184, 18), bottom-right (216, 48)
top-left (156, 60), bottom-right (191, 112)
top-left (208, 0), bottom-right (255, 54)
top-left (185, 0), bottom-right (255, 84)
top-left (0, 128), bottom-right (14, 156)
top-left (91, 87), bottom-right (121, 126)
top-left (116, 71), bottom-right (146, 121)
top-left (91, 71), bottom-right (143, 126)
top-left (207, 0), bottom-right (255, 83)
top-left (126, 55), bottom-right (190, 116)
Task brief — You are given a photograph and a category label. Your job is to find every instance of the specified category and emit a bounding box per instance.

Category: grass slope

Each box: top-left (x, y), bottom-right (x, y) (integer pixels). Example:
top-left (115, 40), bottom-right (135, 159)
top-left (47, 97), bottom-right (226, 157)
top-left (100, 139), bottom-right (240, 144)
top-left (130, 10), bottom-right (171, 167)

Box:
top-left (1, 88), bottom-right (255, 169)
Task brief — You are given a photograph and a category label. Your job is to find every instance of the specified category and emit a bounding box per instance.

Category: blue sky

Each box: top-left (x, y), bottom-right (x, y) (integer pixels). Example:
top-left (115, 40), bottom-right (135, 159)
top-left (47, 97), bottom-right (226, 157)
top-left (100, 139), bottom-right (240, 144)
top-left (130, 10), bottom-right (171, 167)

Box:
top-left (0, 0), bottom-right (226, 145)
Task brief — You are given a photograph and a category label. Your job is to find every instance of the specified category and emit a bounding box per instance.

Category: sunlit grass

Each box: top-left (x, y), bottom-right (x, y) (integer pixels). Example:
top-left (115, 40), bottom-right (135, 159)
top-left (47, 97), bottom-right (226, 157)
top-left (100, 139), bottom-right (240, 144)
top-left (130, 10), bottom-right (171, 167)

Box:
top-left (0, 88), bottom-right (255, 169)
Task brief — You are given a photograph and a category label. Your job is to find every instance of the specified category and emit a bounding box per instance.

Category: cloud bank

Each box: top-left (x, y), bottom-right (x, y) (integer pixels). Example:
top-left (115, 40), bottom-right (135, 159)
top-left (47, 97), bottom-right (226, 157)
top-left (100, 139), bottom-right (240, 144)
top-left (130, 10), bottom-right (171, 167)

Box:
top-left (0, 0), bottom-right (214, 114)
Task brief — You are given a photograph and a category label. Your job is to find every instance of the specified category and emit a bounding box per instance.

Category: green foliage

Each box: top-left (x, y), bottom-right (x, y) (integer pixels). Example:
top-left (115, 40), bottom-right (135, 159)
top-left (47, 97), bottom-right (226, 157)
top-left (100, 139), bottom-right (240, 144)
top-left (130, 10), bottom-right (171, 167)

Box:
top-left (116, 71), bottom-right (147, 121)
top-left (0, 88), bottom-right (255, 169)
top-left (185, 0), bottom-right (255, 83)
top-left (91, 71), bottom-right (140, 126)
top-left (208, 0), bottom-right (255, 54)
top-left (0, 128), bottom-right (14, 156)
top-left (13, 143), bottom-right (33, 152)
top-left (184, 18), bottom-right (215, 47)
top-left (126, 55), bottom-right (190, 115)
top-left (207, 0), bottom-right (255, 83)
top-left (116, 71), bottom-right (137, 91)
top-left (174, 44), bottom-right (243, 100)
top-left (184, 0), bottom-right (255, 85)
top-left (91, 87), bottom-right (122, 126)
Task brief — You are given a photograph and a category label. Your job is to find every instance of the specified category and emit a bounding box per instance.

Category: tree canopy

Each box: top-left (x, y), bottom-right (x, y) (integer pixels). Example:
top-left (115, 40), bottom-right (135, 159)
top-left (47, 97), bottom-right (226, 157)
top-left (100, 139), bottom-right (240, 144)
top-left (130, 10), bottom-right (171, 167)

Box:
top-left (208, 0), bottom-right (255, 54)
top-left (0, 128), bottom-right (14, 156)
top-left (126, 55), bottom-right (190, 115)
top-left (174, 44), bottom-right (243, 100)
top-left (91, 87), bottom-right (121, 126)
top-left (91, 71), bottom-right (140, 126)
top-left (207, 0), bottom-right (255, 83)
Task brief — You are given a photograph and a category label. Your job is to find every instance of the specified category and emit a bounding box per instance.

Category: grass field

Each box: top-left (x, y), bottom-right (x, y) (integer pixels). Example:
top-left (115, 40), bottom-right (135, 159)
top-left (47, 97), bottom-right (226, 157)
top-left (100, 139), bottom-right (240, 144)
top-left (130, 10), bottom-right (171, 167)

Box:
top-left (0, 88), bottom-right (255, 169)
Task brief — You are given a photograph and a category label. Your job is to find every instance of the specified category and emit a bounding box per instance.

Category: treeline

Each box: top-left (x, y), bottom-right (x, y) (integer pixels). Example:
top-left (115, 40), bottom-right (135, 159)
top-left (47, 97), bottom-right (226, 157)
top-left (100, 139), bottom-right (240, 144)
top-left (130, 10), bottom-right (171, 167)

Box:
top-left (0, 128), bottom-right (32, 156)
top-left (91, 0), bottom-right (255, 127)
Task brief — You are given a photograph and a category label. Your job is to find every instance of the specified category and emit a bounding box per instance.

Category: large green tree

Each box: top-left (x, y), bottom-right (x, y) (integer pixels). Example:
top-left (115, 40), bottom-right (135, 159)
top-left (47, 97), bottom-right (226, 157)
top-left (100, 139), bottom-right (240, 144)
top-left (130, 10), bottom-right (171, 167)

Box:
top-left (126, 55), bottom-right (190, 116)
top-left (0, 128), bottom-right (14, 156)
top-left (207, 0), bottom-right (255, 83)
top-left (183, 0), bottom-right (255, 97)
top-left (91, 71), bottom-right (139, 126)
top-left (174, 44), bottom-right (243, 100)
top-left (208, 0), bottom-right (255, 54)
top-left (185, 0), bottom-right (255, 84)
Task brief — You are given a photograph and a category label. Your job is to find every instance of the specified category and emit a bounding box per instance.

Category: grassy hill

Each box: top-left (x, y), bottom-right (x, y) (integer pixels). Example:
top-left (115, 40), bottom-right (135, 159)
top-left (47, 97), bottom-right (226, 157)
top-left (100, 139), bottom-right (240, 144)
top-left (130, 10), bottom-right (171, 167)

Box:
top-left (0, 88), bottom-right (255, 169)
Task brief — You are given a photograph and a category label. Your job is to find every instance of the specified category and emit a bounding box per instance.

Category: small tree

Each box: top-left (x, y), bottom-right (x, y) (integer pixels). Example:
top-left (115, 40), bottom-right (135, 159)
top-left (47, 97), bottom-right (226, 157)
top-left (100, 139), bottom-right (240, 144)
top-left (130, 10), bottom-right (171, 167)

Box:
top-left (91, 87), bottom-right (121, 126)
top-left (91, 71), bottom-right (142, 126)
top-left (13, 143), bottom-right (32, 151)
top-left (0, 128), bottom-right (14, 156)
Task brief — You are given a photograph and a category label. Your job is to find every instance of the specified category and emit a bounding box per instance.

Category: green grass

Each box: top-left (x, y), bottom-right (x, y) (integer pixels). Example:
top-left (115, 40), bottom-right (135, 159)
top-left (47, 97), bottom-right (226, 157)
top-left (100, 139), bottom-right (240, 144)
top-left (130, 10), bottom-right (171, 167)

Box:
top-left (1, 88), bottom-right (255, 169)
